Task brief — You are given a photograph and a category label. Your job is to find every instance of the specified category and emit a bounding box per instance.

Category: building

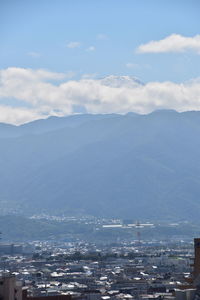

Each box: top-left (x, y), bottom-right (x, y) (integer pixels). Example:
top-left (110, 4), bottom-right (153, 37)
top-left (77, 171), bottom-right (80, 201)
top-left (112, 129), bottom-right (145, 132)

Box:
top-left (193, 238), bottom-right (200, 280)
top-left (0, 275), bottom-right (22, 300)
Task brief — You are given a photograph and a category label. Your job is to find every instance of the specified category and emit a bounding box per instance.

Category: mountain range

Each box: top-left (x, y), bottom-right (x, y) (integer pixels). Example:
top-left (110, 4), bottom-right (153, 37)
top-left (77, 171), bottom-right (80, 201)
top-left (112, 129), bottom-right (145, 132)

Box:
top-left (1, 109), bottom-right (200, 221)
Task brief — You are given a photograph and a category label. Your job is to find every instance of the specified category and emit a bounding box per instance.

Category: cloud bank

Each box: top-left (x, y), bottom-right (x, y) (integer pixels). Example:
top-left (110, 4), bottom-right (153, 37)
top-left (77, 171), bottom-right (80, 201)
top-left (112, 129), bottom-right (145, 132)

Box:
top-left (137, 34), bottom-right (200, 54)
top-left (0, 67), bottom-right (200, 124)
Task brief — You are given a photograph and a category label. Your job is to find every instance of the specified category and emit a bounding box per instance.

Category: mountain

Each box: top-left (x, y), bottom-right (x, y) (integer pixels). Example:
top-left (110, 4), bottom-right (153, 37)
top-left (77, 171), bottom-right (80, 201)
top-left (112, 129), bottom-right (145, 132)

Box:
top-left (0, 123), bottom-right (18, 138)
top-left (1, 110), bottom-right (200, 221)
top-left (100, 75), bottom-right (143, 88)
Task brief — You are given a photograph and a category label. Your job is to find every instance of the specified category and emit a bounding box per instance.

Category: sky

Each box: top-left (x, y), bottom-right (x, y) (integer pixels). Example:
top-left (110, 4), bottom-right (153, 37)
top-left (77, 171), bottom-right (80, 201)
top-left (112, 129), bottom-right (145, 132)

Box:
top-left (1, 0), bottom-right (200, 124)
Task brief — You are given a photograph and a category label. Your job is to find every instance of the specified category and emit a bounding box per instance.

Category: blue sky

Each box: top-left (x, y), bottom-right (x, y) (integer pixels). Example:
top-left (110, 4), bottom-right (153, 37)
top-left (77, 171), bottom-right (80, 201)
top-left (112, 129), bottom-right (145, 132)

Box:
top-left (1, 0), bottom-right (200, 124)
top-left (1, 0), bottom-right (200, 82)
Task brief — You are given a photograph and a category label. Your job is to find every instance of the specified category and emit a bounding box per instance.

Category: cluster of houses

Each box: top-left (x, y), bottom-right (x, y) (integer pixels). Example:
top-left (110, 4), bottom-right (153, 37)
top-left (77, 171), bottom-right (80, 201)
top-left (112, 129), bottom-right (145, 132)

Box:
top-left (0, 238), bottom-right (199, 300)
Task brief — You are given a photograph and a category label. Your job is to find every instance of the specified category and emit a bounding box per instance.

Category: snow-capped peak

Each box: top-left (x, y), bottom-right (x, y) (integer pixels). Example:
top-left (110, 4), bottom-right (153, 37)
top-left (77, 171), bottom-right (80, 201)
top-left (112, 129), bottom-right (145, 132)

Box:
top-left (100, 75), bottom-right (143, 88)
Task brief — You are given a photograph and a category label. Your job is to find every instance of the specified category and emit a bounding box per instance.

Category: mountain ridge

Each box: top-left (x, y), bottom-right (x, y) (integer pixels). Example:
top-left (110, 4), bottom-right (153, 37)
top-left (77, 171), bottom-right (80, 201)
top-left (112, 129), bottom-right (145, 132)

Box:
top-left (1, 110), bottom-right (200, 221)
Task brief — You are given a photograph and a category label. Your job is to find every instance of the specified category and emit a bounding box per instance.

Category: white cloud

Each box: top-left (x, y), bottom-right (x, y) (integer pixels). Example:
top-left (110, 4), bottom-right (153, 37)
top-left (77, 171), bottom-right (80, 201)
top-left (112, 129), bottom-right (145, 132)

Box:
top-left (0, 68), bottom-right (73, 120)
top-left (67, 41), bottom-right (81, 48)
top-left (0, 67), bottom-right (66, 82)
top-left (0, 105), bottom-right (45, 125)
top-left (86, 46), bottom-right (95, 52)
top-left (137, 34), bottom-right (200, 54)
top-left (64, 71), bottom-right (76, 79)
top-left (1, 67), bottom-right (200, 124)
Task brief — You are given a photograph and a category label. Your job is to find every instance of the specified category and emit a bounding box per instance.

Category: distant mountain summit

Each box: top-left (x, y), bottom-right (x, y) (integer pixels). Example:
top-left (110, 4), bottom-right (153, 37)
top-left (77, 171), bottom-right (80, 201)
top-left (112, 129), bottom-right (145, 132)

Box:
top-left (100, 75), bottom-right (143, 88)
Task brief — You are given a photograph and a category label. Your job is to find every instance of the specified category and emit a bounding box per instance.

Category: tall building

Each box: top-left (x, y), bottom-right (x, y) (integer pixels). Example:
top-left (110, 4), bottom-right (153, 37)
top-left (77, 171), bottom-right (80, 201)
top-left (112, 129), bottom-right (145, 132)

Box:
top-left (193, 238), bottom-right (200, 280)
top-left (0, 275), bottom-right (22, 300)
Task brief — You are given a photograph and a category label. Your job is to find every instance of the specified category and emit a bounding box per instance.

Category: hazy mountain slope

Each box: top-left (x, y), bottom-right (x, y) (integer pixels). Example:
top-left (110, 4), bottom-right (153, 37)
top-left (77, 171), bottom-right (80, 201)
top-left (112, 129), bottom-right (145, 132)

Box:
top-left (0, 113), bottom-right (120, 138)
top-left (0, 123), bottom-right (18, 138)
top-left (20, 113), bottom-right (120, 135)
top-left (1, 110), bottom-right (200, 220)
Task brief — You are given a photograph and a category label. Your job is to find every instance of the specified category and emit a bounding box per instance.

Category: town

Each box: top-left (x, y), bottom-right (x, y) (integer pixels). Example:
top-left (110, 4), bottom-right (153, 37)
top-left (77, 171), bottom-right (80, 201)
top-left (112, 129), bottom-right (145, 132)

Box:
top-left (0, 219), bottom-right (199, 300)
